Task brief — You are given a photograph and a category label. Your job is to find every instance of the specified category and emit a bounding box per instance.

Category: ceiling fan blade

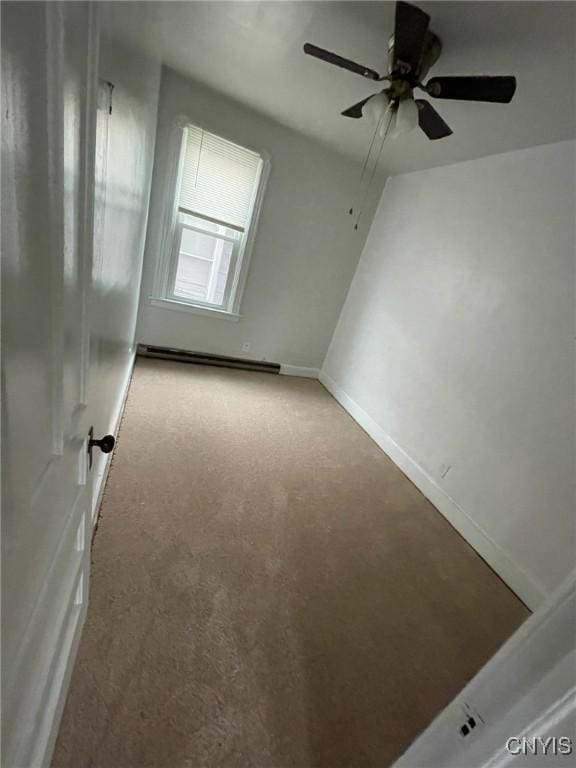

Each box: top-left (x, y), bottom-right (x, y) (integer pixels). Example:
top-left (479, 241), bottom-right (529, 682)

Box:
top-left (415, 100), bottom-right (453, 140)
top-left (426, 76), bottom-right (517, 103)
top-left (303, 43), bottom-right (381, 80)
top-left (393, 1), bottom-right (430, 76)
top-left (341, 96), bottom-right (373, 118)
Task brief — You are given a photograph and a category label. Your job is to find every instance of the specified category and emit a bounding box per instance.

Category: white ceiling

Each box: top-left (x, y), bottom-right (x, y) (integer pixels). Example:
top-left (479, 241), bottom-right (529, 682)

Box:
top-left (132, 1), bottom-right (575, 174)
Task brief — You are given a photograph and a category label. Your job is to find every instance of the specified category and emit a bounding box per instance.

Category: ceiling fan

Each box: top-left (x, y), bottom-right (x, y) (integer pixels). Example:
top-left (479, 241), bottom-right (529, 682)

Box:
top-left (303, 1), bottom-right (517, 140)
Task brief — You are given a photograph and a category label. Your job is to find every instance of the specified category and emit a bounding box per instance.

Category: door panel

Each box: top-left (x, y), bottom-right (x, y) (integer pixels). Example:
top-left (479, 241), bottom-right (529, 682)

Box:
top-left (1, 2), bottom-right (99, 765)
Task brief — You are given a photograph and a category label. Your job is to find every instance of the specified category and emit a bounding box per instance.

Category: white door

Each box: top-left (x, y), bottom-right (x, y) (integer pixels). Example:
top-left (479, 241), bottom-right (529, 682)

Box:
top-left (2, 3), bottom-right (102, 765)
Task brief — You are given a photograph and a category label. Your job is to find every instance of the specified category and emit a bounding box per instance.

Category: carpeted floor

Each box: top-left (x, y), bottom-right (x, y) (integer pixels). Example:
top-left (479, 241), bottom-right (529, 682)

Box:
top-left (52, 358), bottom-right (529, 768)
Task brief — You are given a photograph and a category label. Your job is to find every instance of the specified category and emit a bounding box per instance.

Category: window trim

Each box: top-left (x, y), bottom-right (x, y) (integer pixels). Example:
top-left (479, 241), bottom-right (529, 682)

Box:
top-left (148, 297), bottom-right (242, 322)
top-left (150, 116), bottom-right (270, 318)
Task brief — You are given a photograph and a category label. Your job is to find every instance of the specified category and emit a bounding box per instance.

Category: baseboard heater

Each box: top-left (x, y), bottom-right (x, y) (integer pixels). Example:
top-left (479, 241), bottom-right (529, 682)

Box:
top-left (137, 344), bottom-right (281, 374)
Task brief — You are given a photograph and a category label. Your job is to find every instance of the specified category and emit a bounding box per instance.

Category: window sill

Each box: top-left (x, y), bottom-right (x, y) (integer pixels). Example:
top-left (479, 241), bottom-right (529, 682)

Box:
top-left (148, 297), bottom-right (242, 322)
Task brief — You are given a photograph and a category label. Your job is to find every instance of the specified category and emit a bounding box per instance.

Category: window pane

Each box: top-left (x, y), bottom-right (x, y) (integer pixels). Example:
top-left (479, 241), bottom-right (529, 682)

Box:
top-left (173, 227), bottom-right (234, 306)
top-left (213, 246), bottom-right (232, 306)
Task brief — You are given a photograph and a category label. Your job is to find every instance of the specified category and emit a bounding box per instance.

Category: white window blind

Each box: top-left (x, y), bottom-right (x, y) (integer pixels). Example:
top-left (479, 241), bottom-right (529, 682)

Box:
top-left (178, 126), bottom-right (262, 232)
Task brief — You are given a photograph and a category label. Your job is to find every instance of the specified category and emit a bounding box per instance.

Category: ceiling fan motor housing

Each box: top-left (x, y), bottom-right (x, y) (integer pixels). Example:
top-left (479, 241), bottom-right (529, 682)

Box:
top-left (388, 30), bottom-right (442, 85)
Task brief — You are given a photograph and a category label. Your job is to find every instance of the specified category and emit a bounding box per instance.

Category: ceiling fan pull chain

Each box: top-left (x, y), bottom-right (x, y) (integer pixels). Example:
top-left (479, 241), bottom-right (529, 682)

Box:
top-left (354, 107), bottom-right (394, 230)
top-left (350, 114), bottom-right (383, 217)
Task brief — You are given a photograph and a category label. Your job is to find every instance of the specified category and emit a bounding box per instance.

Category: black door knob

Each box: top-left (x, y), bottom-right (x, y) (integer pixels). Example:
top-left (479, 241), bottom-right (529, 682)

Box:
top-left (87, 426), bottom-right (116, 469)
top-left (93, 434), bottom-right (115, 453)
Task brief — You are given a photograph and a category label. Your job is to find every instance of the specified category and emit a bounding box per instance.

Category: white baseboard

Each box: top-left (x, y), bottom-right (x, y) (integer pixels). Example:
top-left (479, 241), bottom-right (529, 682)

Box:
top-left (91, 349), bottom-right (137, 525)
top-left (280, 364), bottom-right (320, 379)
top-left (319, 369), bottom-right (547, 611)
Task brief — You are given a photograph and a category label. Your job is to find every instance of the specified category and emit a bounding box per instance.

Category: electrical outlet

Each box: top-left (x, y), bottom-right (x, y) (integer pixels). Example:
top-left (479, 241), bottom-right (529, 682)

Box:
top-left (458, 703), bottom-right (484, 739)
top-left (242, 342), bottom-right (251, 353)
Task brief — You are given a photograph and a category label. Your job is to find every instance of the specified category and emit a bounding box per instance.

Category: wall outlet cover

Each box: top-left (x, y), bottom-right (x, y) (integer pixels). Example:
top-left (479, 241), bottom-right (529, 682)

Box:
top-left (458, 702), bottom-right (485, 739)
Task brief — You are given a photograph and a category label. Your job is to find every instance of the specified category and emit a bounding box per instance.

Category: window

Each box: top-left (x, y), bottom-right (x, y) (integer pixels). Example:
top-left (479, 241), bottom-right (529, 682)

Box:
top-left (156, 124), bottom-right (266, 318)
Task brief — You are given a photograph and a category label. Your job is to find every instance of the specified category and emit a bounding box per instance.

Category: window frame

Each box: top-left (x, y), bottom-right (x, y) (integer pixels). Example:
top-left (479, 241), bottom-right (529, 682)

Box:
top-left (150, 117), bottom-right (270, 320)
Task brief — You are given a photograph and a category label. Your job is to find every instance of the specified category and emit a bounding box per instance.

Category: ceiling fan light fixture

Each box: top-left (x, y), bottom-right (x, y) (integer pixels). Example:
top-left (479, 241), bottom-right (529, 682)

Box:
top-left (382, 103), bottom-right (397, 138)
top-left (392, 97), bottom-right (419, 137)
top-left (363, 90), bottom-right (391, 126)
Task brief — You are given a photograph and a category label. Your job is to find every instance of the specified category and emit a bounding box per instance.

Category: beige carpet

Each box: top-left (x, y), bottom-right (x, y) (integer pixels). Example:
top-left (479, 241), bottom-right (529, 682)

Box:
top-left (53, 358), bottom-right (528, 768)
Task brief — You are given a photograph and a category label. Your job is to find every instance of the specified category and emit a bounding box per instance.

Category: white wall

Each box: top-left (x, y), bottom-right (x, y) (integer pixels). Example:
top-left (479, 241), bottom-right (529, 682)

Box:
top-left (88, 5), bottom-right (161, 499)
top-left (136, 67), bottom-right (383, 370)
top-left (321, 141), bottom-right (576, 609)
